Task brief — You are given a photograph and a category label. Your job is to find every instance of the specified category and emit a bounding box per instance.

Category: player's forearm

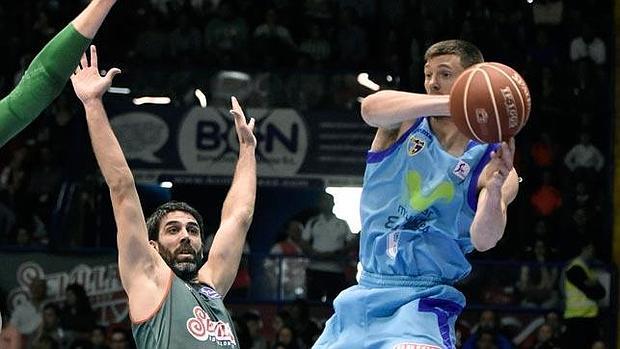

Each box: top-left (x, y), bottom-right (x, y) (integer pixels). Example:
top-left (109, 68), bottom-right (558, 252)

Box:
top-left (82, 100), bottom-right (135, 192)
top-left (361, 90), bottom-right (450, 129)
top-left (220, 146), bottom-right (256, 227)
top-left (470, 187), bottom-right (507, 252)
top-left (206, 147), bottom-right (256, 294)
top-left (72, 0), bottom-right (118, 39)
top-left (0, 25), bottom-right (90, 147)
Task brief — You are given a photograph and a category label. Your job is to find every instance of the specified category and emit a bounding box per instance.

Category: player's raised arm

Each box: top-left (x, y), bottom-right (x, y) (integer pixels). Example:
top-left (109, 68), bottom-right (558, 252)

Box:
top-left (70, 46), bottom-right (166, 306)
top-left (199, 97), bottom-right (257, 296)
top-left (0, 0), bottom-right (118, 146)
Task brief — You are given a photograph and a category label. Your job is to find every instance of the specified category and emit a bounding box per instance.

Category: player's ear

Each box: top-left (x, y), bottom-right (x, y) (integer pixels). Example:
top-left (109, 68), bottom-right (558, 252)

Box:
top-left (149, 240), bottom-right (159, 251)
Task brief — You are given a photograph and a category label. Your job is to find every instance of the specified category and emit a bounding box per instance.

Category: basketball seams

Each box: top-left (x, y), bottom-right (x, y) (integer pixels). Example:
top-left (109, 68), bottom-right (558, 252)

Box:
top-left (478, 68), bottom-right (503, 141)
top-left (463, 69), bottom-right (484, 143)
top-left (485, 64), bottom-right (526, 131)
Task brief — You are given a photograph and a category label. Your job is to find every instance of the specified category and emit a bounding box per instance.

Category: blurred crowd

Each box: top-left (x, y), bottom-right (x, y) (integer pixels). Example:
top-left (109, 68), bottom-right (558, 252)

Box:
top-left (0, 0), bottom-right (615, 348)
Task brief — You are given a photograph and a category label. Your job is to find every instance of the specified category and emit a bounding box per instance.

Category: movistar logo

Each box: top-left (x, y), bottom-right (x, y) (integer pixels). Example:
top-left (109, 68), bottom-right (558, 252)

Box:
top-left (406, 171), bottom-right (454, 211)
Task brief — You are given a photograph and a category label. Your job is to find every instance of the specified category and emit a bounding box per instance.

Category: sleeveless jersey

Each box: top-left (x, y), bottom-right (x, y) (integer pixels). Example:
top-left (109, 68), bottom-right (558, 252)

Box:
top-left (132, 274), bottom-right (239, 348)
top-left (360, 117), bottom-right (497, 283)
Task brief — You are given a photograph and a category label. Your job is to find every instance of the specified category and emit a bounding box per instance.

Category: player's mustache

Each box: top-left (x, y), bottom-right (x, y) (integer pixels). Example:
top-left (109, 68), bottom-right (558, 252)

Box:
top-left (174, 241), bottom-right (196, 257)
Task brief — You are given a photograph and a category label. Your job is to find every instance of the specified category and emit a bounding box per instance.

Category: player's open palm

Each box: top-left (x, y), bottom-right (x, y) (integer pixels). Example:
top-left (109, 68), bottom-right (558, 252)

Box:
top-left (71, 45), bottom-right (121, 104)
top-left (230, 96), bottom-right (257, 149)
top-left (484, 138), bottom-right (515, 192)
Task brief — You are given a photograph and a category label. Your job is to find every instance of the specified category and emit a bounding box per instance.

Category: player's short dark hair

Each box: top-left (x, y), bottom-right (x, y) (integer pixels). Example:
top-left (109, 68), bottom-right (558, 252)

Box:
top-left (146, 201), bottom-right (205, 242)
top-left (424, 40), bottom-right (484, 68)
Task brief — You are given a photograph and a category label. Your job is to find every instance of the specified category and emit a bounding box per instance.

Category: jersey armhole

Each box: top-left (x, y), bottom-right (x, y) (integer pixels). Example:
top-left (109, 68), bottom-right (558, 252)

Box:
top-left (130, 269), bottom-right (174, 324)
top-left (367, 117), bottom-right (425, 163)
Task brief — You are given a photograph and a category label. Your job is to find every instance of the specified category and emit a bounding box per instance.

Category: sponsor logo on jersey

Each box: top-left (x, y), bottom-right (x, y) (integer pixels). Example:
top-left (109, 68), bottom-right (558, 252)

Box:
top-left (407, 136), bottom-right (426, 156)
top-left (186, 306), bottom-right (236, 346)
top-left (406, 171), bottom-right (454, 211)
top-left (452, 160), bottom-right (471, 180)
top-left (199, 286), bottom-right (222, 299)
top-left (393, 343), bottom-right (440, 349)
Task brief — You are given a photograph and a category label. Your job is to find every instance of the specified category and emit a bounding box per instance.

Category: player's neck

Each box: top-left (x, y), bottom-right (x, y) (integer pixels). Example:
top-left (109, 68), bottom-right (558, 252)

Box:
top-left (429, 116), bottom-right (470, 157)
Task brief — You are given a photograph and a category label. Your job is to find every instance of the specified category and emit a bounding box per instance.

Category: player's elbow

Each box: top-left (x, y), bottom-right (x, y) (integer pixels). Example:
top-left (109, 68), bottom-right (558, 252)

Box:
top-left (471, 233), bottom-right (499, 252)
top-left (107, 171), bottom-right (136, 194)
top-left (361, 92), bottom-right (384, 127)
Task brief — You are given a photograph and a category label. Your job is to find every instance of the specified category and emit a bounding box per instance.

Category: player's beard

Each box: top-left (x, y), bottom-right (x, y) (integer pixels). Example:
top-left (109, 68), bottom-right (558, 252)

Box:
top-left (158, 241), bottom-right (202, 281)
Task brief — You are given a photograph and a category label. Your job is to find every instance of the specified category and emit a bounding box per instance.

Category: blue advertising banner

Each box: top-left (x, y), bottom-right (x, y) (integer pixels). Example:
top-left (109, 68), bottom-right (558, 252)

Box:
top-left (106, 99), bottom-right (374, 186)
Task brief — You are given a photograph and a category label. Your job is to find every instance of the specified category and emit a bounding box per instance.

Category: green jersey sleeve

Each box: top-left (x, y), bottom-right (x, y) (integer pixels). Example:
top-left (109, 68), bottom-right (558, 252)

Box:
top-left (0, 23), bottom-right (91, 146)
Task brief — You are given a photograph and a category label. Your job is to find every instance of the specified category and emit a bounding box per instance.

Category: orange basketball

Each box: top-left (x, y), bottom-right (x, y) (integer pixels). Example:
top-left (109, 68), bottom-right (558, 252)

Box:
top-left (449, 62), bottom-right (531, 143)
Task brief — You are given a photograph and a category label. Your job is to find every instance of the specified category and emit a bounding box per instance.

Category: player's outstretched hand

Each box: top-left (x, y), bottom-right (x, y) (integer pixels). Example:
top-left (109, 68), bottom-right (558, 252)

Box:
top-left (70, 45), bottom-right (121, 105)
top-left (230, 96), bottom-right (257, 149)
top-left (484, 138), bottom-right (515, 192)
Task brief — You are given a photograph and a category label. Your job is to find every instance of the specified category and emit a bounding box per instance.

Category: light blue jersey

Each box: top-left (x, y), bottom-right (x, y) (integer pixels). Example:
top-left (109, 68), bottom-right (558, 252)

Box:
top-left (314, 118), bottom-right (498, 349)
top-left (360, 117), bottom-right (496, 283)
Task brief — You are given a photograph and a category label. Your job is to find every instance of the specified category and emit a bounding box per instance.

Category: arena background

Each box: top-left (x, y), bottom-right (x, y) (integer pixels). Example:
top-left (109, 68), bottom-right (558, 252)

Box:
top-left (0, 0), bottom-right (618, 348)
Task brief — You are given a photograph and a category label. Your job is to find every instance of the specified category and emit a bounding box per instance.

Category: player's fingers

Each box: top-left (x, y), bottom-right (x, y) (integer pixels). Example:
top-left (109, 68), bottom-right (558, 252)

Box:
top-left (248, 117), bottom-right (255, 131)
top-left (80, 53), bottom-right (88, 70)
top-left (90, 45), bottom-right (98, 68)
top-left (231, 96), bottom-right (243, 114)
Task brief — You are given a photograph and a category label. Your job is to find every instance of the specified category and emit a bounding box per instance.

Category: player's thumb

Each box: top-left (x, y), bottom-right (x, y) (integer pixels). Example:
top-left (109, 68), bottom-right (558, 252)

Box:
top-left (106, 68), bottom-right (122, 81)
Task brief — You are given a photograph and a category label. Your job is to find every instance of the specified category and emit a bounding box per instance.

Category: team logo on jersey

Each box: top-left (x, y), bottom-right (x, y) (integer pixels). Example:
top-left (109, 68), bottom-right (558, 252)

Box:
top-left (198, 286), bottom-right (222, 299)
top-left (406, 171), bottom-right (454, 211)
top-left (452, 160), bottom-right (471, 180)
top-left (407, 136), bottom-right (426, 156)
top-left (393, 343), bottom-right (440, 349)
top-left (186, 306), bottom-right (236, 345)
top-left (387, 231), bottom-right (400, 259)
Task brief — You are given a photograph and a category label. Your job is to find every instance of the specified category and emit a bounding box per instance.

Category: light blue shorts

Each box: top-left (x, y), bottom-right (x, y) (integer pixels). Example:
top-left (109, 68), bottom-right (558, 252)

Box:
top-left (313, 271), bottom-right (464, 349)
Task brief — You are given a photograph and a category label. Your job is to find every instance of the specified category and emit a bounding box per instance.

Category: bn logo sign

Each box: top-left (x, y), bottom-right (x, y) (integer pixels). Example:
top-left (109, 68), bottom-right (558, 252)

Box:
top-left (178, 107), bottom-right (308, 176)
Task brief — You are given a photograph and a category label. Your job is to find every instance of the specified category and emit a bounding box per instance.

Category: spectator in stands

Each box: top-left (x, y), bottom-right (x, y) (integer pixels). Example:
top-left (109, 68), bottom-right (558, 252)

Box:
top-left (90, 325), bottom-right (109, 349)
top-left (516, 239), bottom-right (559, 308)
top-left (564, 132), bottom-right (605, 177)
top-left (204, 1), bottom-right (249, 66)
top-left (272, 325), bottom-right (300, 349)
top-left (334, 7), bottom-right (367, 68)
top-left (10, 277), bottom-right (49, 345)
top-left (532, 323), bottom-right (560, 349)
top-left (243, 310), bottom-right (268, 349)
top-left (167, 12), bottom-right (202, 63)
top-left (288, 299), bottom-right (320, 348)
top-left (62, 283), bottom-right (96, 339)
top-left (108, 328), bottom-right (133, 349)
top-left (253, 8), bottom-right (296, 67)
top-left (33, 303), bottom-right (69, 348)
top-left (462, 310), bottom-right (512, 349)
top-left (529, 170), bottom-right (562, 218)
top-left (300, 193), bottom-right (354, 302)
top-left (562, 240), bottom-right (605, 349)
top-left (299, 23), bottom-right (331, 66)
top-left (463, 328), bottom-right (512, 349)
top-left (570, 22), bottom-right (606, 66)
top-left (529, 131), bottom-right (557, 170)
top-left (264, 220), bottom-right (308, 300)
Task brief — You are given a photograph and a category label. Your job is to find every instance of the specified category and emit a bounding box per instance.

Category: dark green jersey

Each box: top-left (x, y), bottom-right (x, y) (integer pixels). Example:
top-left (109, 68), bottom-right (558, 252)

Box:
top-left (0, 24), bottom-right (90, 146)
top-left (132, 274), bottom-right (239, 348)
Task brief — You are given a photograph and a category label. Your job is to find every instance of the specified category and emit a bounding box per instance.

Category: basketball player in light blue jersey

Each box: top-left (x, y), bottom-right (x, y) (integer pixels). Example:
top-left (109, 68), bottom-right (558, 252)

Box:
top-left (313, 40), bottom-right (519, 349)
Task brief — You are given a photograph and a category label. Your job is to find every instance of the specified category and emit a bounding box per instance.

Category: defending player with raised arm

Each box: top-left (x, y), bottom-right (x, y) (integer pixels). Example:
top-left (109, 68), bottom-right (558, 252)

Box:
top-left (0, 0), bottom-right (118, 146)
top-left (313, 40), bottom-right (519, 349)
top-left (71, 46), bottom-right (256, 348)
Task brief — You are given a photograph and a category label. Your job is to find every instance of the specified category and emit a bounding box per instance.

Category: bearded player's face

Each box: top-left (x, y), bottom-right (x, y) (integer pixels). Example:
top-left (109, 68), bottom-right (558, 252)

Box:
top-left (155, 210), bottom-right (203, 281)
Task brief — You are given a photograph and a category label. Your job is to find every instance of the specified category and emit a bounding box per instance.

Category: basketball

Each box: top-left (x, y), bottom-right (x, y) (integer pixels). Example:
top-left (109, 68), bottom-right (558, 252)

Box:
top-left (449, 62), bottom-right (531, 143)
